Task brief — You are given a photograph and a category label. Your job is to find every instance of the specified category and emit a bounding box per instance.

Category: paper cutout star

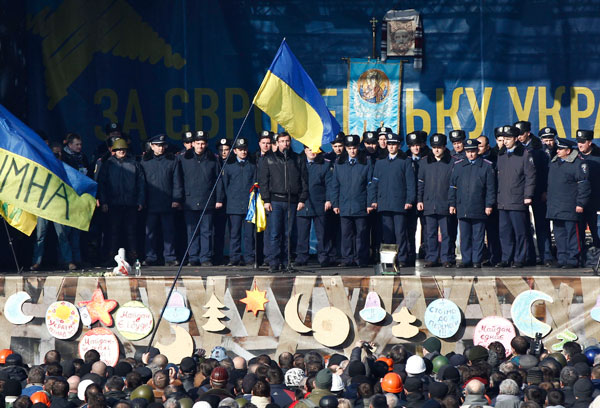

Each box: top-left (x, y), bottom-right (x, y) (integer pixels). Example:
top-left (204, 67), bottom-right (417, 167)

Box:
top-left (240, 284), bottom-right (269, 316)
top-left (78, 287), bottom-right (118, 326)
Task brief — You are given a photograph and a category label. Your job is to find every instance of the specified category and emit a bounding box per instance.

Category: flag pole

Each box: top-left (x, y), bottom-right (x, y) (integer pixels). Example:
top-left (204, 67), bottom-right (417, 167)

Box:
top-left (3, 219), bottom-right (22, 274)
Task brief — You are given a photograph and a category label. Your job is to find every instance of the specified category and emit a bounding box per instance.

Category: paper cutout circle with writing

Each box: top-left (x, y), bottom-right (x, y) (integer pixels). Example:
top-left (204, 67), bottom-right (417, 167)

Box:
top-left (155, 324), bottom-right (194, 365)
top-left (424, 299), bottom-right (462, 339)
top-left (359, 292), bottom-right (387, 324)
top-left (115, 301), bottom-right (154, 340)
top-left (312, 307), bottom-right (350, 347)
top-left (46, 301), bottom-right (80, 340)
top-left (79, 327), bottom-right (120, 367)
top-left (4, 291), bottom-right (34, 325)
top-left (510, 290), bottom-right (553, 338)
top-left (163, 292), bottom-right (191, 323)
top-left (284, 294), bottom-right (312, 333)
top-left (473, 316), bottom-right (516, 357)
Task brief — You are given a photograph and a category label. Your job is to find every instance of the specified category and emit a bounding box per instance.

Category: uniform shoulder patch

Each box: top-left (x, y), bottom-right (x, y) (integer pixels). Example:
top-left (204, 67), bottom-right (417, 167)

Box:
top-left (324, 158), bottom-right (330, 162)
top-left (483, 159), bottom-right (492, 164)
top-left (454, 159), bottom-right (464, 164)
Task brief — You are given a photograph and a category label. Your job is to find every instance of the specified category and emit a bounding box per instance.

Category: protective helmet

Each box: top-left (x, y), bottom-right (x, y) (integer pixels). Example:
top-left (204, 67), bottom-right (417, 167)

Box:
top-left (31, 391), bottom-right (51, 407)
top-left (376, 357), bottom-right (394, 372)
top-left (236, 398), bottom-right (248, 408)
top-left (405, 355), bottom-right (426, 375)
top-left (319, 395), bottom-right (339, 408)
top-left (285, 367), bottom-right (306, 387)
top-left (210, 366), bottom-right (229, 384)
top-left (381, 372), bottom-right (403, 393)
top-left (130, 385), bottom-right (155, 402)
top-left (0, 349), bottom-right (13, 364)
top-left (111, 138), bottom-right (128, 150)
top-left (584, 347), bottom-right (600, 365)
top-left (179, 398), bottom-right (193, 408)
top-left (432, 355), bottom-right (450, 374)
top-left (549, 352), bottom-right (567, 367)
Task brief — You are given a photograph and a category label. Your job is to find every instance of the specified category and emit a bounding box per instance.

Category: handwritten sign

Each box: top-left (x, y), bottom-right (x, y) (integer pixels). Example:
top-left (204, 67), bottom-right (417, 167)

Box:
top-left (115, 301), bottom-right (154, 340)
top-left (359, 292), bottom-right (387, 323)
top-left (473, 316), bottom-right (516, 356)
top-left (424, 299), bottom-right (461, 338)
top-left (46, 301), bottom-right (80, 340)
top-left (79, 327), bottom-right (120, 367)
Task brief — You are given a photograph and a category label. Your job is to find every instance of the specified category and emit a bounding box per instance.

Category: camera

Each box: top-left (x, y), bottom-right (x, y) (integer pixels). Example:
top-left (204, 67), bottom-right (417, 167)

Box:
top-left (530, 332), bottom-right (544, 357)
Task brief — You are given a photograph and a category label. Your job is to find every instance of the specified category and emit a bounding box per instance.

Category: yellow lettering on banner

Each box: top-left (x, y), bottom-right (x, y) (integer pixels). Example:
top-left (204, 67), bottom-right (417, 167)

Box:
top-left (508, 86), bottom-right (535, 120)
top-left (436, 88), bottom-right (463, 134)
top-left (194, 88), bottom-right (219, 136)
top-left (405, 89), bottom-right (431, 134)
top-left (123, 89), bottom-right (147, 140)
top-left (594, 103), bottom-right (600, 137)
top-left (570, 87), bottom-right (595, 138)
top-left (538, 86), bottom-right (566, 138)
top-left (225, 88), bottom-right (250, 139)
top-left (465, 87), bottom-right (493, 138)
top-left (94, 89), bottom-right (118, 140)
top-left (165, 88), bottom-right (189, 140)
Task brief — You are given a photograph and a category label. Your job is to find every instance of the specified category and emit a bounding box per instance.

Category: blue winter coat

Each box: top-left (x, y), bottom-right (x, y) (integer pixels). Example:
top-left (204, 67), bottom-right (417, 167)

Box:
top-left (297, 153), bottom-right (333, 217)
top-left (217, 156), bottom-right (257, 215)
top-left (546, 149), bottom-right (591, 221)
top-left (140, 152), bottom-right (183, 213)
top-left (417, 150), bottom-right (453, 216)
top-left (448, 157), bottom-right (496, 220)
top-left (179, 149), bottom-right (219, 211)
top-left (579, 144), bottom-right (600, 210)
top-left (369, 152), bottom-right (415, 213)
top-left (496, 143), bottom-right (536, 211)
top-left (331, 152), bottom-right (373, 217)
top-left (522, 136), bottom-right (549, 200)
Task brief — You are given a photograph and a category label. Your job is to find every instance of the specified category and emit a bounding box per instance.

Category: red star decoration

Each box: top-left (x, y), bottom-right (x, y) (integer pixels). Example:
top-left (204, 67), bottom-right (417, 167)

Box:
top-left (240, 283), bottom-right (269, 316)
top-left (78, 287), bottom-right (118, 326)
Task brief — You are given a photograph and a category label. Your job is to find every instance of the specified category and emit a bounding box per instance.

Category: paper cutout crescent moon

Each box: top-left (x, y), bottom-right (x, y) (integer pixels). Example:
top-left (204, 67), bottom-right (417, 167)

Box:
top-left (510, 290), bottom-right (553, 338)
top-left (312, 307), bottom-right (350, 347)
top-left (284, 294), bottom-right (311, 333)
top-left (155, 324), bottom-right (194, 364)
top-left (4, 291), bottom-right (34, 325)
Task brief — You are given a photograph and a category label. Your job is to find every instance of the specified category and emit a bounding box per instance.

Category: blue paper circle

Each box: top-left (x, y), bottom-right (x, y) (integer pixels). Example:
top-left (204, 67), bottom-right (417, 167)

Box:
top-left (424, 299), bottom-right (462, 338)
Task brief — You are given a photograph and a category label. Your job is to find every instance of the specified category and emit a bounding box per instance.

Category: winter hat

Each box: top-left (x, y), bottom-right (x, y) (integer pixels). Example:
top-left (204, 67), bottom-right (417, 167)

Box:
top-left (467, 346), bottom-right (488, 363)
top-left (573, 378), bottom-right (594, 398)
top-left (315, 368), bottom-right (333, 389)
top-left (441, 366), bottom-right (460, 382)
top-left (428, 382), bottom-right (449, 399)
top-left (423, 338), bottom-right (442, 353)
top-left (575, 362), bottom-right (591, 377)
top-left (114, 361), bottom-right (133, 377)
top-left (449, 354), bottom-right (467, 367)
top-left (347, 361), bottom-right (366, 377)
top-left (284, 368), bottom-right (306, 388)
top-left (328, 354), bottom-right (348, 367)
top-left (403, 377), bottom-right (423, 393)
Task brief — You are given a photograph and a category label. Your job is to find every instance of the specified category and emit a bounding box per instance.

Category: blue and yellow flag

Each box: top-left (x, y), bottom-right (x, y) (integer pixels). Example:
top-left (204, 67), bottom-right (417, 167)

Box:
top-left (253, 39), bottom-right (341, 151)
top-left (246, 184), bottom-right (266, 233)
top-left (0, 105), bottom-right (97, 231)
top-left (0, 200), bottom-right (37, 236)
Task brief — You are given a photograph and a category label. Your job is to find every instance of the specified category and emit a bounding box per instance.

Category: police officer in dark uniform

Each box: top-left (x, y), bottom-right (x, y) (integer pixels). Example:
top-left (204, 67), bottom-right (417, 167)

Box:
top-left (140, 134), bottom-right (183, 266)
top-left (324, 132), bottom-right (346, 162)
top-left (514, 120), bottom-right (553, 266)
top-left (97, 138), bottom-right (146, 263)
top-left (295, 145), bottom-right (334, 267)
top-left (492, 126), bottom-right (505, 156)
top-left (363, 131), bottom-right (381, 262)
top-left (369, 132), bottom-right (415, 267)
top-left (179, 131), bottom-right (221, 266)
top-left (449, 139), bottom-right (496, 268)
top-left (362, 131), bottom-right (379, 163)
top-left (179, 131), bottom-right (194, 155)
top-left (324, 132), bottom-right (345, 262)
top-left (406, 130), bottom-right (429, 265)
top-left (575, 129), bottom-right (600, 249)
top-left (217, 138), bottom-right (256, 266)
top-left (331, 135), bottom-right (373, 267)
top-left (477, 135), bottom-right (502, 266)
top-left (547, 138), bottom-right (591, 268)
top-left (376, 127), bottom-right (393, 159)
top-left (539, 127), bottom-right (557, 160)
top-left (495, 125), bottom-right (536, 268)
top-left (417, 133), bottom-right (454, 267)
top-left (449, 129), bottom-right (466, 160)
top-left (213, 138), bottom-right (232, 265)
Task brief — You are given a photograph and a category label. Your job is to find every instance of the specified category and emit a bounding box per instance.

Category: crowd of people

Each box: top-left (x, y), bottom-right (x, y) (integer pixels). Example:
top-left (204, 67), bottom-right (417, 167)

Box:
top-left (27, 121), bottom-right (598, 272)
top-left (0, 335), bottom-right (600, 408)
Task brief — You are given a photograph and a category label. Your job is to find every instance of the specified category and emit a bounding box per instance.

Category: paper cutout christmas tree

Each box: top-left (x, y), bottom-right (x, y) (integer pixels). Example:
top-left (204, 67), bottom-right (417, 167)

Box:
top-left (202, 294), bottom-right (226, 332)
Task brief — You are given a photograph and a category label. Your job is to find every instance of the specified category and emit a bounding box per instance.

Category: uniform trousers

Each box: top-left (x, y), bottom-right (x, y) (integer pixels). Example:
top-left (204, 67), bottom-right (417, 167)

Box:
top-left (532, 200), bottom-right (554, 262)
top-left (458, 218), bottom-right (486, 265)
top-left (448, 214), bottom-right (458, 261)
top-left (484, 209), bottom-right (502, 264)
top-left (380, 212), bottom-right (409, 263)
top-left (406, 208), bottom-right (426, 264)
top-left (553, 219), bottom-right (580, 267)
top-left (578, 208), bottom-right (600, 249)
top-left (499, 210), bottom-right (529, 263)
top-left (228, 214), bottom-right (254, 264)
top-left (295, 215), bottom-right (332, 264)
top-left (424, 214), bottom-right (452, 263)
top-left (340, 216), bottom-right (369, 266)
top-left (213, 208), bottom-right (227, 265)
top-left (266, 201), bottom-right (297, 267)
top-left (184, 210), bottom-right (213, 263)
top-left (145, 212), bottom-right (176, 262)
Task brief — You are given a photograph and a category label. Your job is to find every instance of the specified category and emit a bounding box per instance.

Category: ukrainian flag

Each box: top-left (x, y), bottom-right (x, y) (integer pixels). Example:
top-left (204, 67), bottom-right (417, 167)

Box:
top-left (0, 105), bottom-right (97, 231)
top-left (253, 39), bottom-right (341, 151)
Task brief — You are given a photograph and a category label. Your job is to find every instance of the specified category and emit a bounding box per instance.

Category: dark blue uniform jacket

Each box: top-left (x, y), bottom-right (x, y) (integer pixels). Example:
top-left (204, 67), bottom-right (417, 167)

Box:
top-left (217, 155), bottom-right (257, 215)
top-left (417, 150), bottom-right (453, 216)
top-left (449, 157), bottom-right (496, 220)
top-left (331, 152), bottom-right (373, 217)
top-left (579, 144), bottom-right (600, 210)
top-left (546, 149), bottom-right (591, 221)
top-left (522, 136), bottom-right (549, 200)
top-left (179, 149), bottom-right (219, 211)
top-left (297, 153), bottom-right (333, 217)
top-left (369, 151), bottom-right (415, 213)
top-left (140, 152), bottom-right (183, 213)
top-left (496, 143), bottom-right (536, 211)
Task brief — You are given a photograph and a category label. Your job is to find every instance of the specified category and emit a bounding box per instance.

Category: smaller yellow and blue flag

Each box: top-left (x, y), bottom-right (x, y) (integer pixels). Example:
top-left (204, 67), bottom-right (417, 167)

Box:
top-left (246, 183), bottom-right (266, 233)
top-left (0, 200), bottom-right (37, 236)
top-left (253, 39), bottom-right (341, 152)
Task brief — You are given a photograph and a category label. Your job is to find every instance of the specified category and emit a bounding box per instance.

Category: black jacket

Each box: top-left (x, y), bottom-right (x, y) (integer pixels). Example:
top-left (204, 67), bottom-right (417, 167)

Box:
top-left (217, 155), bottom-right (257, 215)
top-left (496, 143), bottom-right (536, 211)
top-left (449, 157), bottom-right (496, 220)
top-left (546, 149), bottom-right (591, 221)
top-left (579, 143), bottom-right (600, 210)
top-left (417, 150), bottom-right (453, 216)
top-left (62, 146), bottom-right (91, 177)
top-left (179, 149), bottom-right (220, 211)
top-left (297, 153), bottom-right (333, 217)
top-left (258, 149), bottom-right (309, 204)
top-left (140, 152), bottom-right (183, 212)
top-left (97, 155), bottom-right (145, 207)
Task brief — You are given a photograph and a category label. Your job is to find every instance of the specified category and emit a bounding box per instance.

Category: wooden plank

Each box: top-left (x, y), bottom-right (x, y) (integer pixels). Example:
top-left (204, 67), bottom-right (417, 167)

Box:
top-left (581, 277), bottom-right (600, 341)
top-left (275, 276), bottom-right (317, 357)
top-left (474, 278), bottom-right (502, 317)
top-left (534, 277), bottom-right (573, 331)
top-left (322, 276), bottom-right (359, 356)
top-left (265, 286), bottom-right (285, 337)
top-left (223, 288), bottom-right (248, 337)
top-left (241, 276), bottom-right (273, 337)
top-left (400, 277), bottom-right (427, 323)
top-left (0, 277), bottom-right (23, 349)
top-left (368, 277), bottom-right (394, 314)
top-left (37, 277), bottom-right (63, 363)
top-left (499, 277), bottom-right (531, 297)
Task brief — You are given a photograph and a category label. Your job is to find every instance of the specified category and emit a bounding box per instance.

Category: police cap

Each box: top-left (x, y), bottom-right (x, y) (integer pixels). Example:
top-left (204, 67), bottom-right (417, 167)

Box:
top-left (377, 126), bottom-right (393, 136)
top-left (430, 133), bottom-right (447, 147)
top-left (332, 132), bottom-right (345, 145)
top-left (556, 138), bottom-right (576, 149)
top-left (217, 138), bottom-right (231, 147)
top-left (195, 131), bottom-right (208, 142)
top-left (234, 138), bottom-right (248, 149)
top-left (463, 139), bottom-right (480, 150)
top-left (514, 121), bottom-right (531, 134)
top-left (362, 131), bottom-right (377, 144)
top-left (386, 133), bottom-right (402, 144)
top-left (407, 130), bottom-right (427, 145)
top-left (149, 134), bottom-right (167, 145)
top-left (344, 135), bottom-right (360, 147)
top-left (494, 126), bottom-right (503, 138)
top-left (259, 130), bottom-right (274, 141)
top-left (182, 131), bottom-right (194, 143)
top-left (449, 130), bottom-right (466, 142)
top-left (576, 129), bottom-right (594, 142)
top-left (499, 125), bottom-right (520, 138)
top-left (538, 127), bottom-right (557, 139)
top-left (105, 122), bottom-right (122, 134)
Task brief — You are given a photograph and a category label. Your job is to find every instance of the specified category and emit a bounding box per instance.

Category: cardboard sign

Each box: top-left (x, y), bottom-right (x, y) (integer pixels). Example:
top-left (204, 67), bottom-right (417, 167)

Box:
top-left (115, 301), bottom-right (154, 340)
top-left (79, 327), bottom-right (120, 367)
top-left (473, 316), bottom-right (516, 356)
top-left (359, 292), bottom-right (387, 323)
top-left (510, 290), bottom-right (553, 338)
top-left (163, 291), bottom-right (191, 323)
top-left (46, 301), bottom-right (80, 340)
top-left (5, 291), bottom-right (34, 325)
top-left (424, 299), bottom-right (461, 338)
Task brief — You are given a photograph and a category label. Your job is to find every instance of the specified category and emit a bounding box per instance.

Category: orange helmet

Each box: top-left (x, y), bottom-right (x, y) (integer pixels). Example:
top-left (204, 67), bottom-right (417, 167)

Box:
top-left (0, 349), bottom-right (13, 364)
top-left (377, 357), bottom-right (393, 372)
top-left (381, 372), bottom-right (403, 394)
top-left (31, 391), bottom-right (51, 407)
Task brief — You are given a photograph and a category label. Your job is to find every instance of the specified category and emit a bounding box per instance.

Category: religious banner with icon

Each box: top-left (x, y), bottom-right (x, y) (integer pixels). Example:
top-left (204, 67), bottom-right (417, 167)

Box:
top-left (347, 59), bottom-right (402, 136)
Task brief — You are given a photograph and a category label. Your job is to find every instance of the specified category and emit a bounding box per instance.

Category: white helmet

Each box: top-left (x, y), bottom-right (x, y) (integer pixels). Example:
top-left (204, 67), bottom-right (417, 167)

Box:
top-left (405, 355), bottom-right (426, 375)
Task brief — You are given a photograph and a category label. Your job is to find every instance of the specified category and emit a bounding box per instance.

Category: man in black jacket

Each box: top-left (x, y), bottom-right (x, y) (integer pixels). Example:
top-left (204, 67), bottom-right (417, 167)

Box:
top-left (576, 129), bottom-right (600, 249)
top-left (258, 132), bottom-right (308, 272)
